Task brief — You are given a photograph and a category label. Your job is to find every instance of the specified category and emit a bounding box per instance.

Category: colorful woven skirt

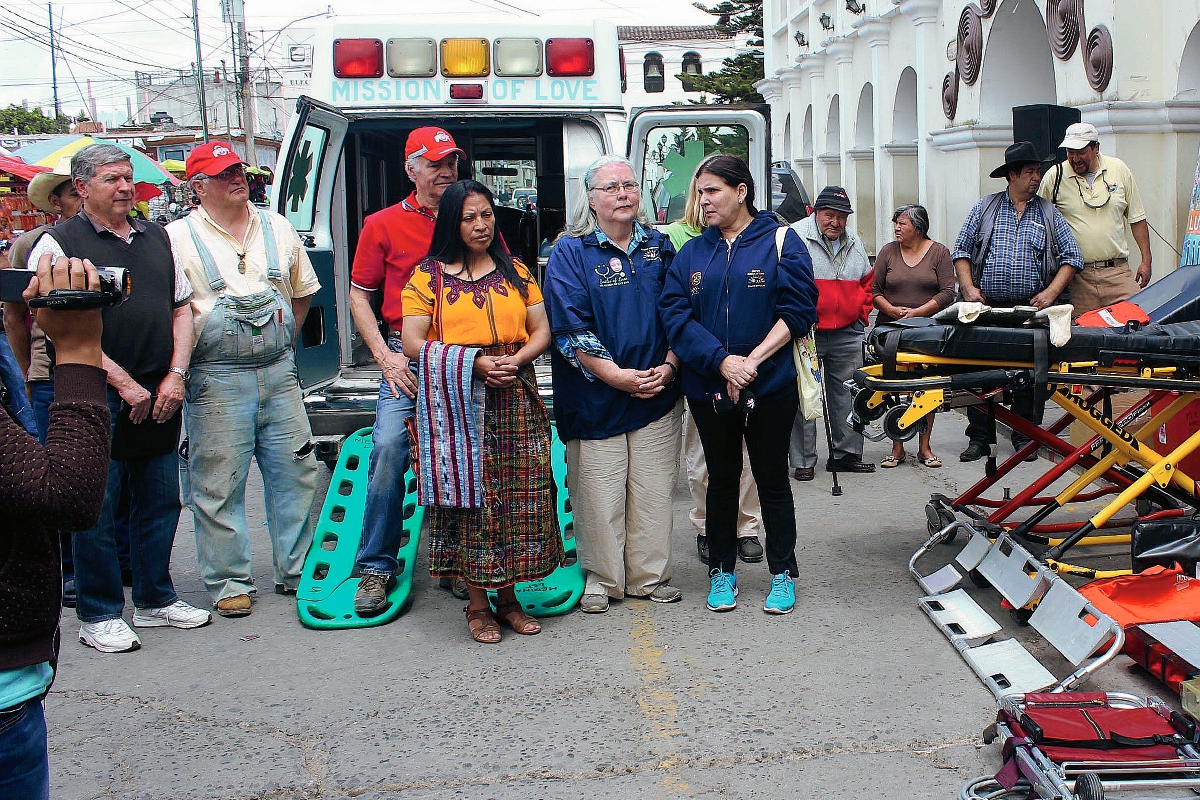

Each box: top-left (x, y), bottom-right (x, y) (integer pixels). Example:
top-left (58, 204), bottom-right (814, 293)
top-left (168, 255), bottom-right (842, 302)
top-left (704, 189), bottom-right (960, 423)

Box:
top-left (427, 344), bottom-right (564, 588)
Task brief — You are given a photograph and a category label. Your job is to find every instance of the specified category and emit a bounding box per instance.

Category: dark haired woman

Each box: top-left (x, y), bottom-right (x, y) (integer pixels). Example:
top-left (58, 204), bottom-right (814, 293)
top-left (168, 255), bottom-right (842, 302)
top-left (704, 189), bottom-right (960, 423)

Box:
top-left (660, 155), bottom-right (818, 616)
top-left (401, 180), bottom-right (563, 643)
top-left (871, 204), bottom-right (955, 469)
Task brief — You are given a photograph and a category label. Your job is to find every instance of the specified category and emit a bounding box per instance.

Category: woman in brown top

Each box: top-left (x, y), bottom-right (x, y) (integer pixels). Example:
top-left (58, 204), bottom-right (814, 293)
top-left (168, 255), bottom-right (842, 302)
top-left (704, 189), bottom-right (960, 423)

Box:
top-left (871, 204), bottom-right (955, 469)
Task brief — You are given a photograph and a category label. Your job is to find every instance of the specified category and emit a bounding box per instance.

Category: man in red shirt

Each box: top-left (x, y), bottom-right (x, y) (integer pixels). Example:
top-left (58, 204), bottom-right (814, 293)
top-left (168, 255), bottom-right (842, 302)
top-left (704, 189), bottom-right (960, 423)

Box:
top-left (351, 127), bottom-right (463, 615)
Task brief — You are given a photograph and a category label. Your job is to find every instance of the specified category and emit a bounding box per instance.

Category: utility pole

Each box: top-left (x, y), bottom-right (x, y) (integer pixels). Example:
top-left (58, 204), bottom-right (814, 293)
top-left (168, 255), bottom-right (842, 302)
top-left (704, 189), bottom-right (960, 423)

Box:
top-left (192, 0), bottom-right (210, 142)
top-left (48, 4), bottom-right (60, 122)
top-left (221, 60), bottom-right (233, 139)
top-left (227, 0), bottom-right (259, 168)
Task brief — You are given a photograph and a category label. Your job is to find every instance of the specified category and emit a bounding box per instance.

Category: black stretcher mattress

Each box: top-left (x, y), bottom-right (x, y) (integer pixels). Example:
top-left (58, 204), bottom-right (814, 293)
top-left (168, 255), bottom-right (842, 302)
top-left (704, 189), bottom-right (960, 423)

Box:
top-left (868, 319), bottom-right (1200, 367)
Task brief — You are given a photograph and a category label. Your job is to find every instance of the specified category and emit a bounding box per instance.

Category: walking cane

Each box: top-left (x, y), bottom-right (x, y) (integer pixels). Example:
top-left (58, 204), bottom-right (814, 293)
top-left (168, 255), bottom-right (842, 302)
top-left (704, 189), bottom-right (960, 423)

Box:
top-left (817, 355), bottom-right (843, 497)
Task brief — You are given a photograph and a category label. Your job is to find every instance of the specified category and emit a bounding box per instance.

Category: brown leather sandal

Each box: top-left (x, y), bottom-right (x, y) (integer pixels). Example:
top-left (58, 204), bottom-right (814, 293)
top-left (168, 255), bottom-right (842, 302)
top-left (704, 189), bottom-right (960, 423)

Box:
top-left (465, 606), bottom-right (501, 644)
top-left (493, 600), bottom-right (541, 635)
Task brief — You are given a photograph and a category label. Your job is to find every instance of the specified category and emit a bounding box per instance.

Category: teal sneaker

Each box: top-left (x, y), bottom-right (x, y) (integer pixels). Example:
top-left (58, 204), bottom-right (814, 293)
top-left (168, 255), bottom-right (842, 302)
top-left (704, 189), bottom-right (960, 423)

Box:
top-left (706, 569), bottom-right (738, 612)
top-left (764, 571), bottom-right (796, 615)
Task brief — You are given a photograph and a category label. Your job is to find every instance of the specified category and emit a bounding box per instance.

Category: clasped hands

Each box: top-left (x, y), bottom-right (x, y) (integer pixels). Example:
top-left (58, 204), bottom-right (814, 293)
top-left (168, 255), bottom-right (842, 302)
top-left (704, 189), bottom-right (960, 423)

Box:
top-left (720, 354), bottom-right (758, 403)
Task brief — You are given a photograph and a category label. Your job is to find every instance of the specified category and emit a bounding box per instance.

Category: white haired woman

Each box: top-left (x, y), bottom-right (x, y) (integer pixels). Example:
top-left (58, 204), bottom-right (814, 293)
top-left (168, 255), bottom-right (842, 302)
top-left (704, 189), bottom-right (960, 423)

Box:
top-left (544, 155), bottom-right (683, 614)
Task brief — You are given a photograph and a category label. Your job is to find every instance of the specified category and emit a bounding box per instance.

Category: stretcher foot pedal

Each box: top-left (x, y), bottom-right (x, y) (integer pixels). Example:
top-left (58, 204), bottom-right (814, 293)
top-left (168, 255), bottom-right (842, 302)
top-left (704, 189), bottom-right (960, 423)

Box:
top-left (297, 428), bottom-right (424, 630)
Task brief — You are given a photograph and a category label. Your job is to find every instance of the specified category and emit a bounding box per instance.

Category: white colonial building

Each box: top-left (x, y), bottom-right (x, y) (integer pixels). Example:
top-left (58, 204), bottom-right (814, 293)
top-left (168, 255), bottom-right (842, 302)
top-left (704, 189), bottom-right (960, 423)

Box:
top-left (757, 0), bottom-right (1200, 275)
top-left (618, 25), bottom-right (746, 109)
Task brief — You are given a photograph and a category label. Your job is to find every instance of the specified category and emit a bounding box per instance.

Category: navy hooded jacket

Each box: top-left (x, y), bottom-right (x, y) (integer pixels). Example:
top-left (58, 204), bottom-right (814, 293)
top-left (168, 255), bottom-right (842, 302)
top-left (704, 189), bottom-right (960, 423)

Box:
top-left (545, 227), bottom-right (680, 441)
top-left (660, 211), bottom-right (817, 401)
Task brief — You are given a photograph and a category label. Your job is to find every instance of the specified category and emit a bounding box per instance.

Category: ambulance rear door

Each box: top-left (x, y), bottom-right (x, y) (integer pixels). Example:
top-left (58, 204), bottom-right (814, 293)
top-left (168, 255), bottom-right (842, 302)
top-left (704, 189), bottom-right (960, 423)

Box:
top-left (626, 106), bottom-right (770, 226)
top-left (276, 96), bottom-right (348, 391)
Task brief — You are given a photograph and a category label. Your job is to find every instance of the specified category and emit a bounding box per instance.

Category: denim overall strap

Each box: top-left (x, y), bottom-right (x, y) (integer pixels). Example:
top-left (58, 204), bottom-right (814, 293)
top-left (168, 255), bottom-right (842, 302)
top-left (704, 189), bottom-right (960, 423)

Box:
top-left (256, 209), bottom-right (282, 284)
top-left (184, 216), bottom-right (226, 292)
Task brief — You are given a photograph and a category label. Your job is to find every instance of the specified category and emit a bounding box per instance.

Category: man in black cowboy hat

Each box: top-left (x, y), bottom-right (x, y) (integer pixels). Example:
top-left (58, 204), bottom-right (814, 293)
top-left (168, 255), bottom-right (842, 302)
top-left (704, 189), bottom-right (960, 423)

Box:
top-left (951, 141), bottom-right (1082, 463)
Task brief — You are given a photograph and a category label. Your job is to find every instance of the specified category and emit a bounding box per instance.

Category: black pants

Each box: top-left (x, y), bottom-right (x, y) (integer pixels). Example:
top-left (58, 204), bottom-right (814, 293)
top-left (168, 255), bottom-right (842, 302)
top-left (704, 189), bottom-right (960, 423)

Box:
top-left (690, 388), bottom-right (799, 576)
top-left (965, 385), bottom-right (1046, 446)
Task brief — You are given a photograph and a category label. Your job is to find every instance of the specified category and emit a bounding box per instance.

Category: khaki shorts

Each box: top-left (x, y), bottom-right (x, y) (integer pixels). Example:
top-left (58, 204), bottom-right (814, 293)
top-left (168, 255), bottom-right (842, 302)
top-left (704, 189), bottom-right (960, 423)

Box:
top-left (1069, 262), bottom-right (1141, 317)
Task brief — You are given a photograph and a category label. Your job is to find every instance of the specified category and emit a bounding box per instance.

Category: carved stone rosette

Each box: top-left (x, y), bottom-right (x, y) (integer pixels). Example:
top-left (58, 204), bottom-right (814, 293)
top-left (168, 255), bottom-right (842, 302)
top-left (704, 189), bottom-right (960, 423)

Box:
top-left (1085, 24), bottom-right (1113, 91)
top-left (943, 68), bottom-right (960, 119)
top-left (957, 5), bottom-right (984, 86)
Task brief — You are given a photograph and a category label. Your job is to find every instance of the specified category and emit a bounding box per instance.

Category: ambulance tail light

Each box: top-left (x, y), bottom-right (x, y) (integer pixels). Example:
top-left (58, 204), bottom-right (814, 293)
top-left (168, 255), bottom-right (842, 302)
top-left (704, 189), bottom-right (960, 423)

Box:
top-left (449, 84), bottom-right (485, 100)
top-left (546, 38), bottom-right (594, 76)
top-left (387, 38), bottom-right (436, 77)
top-left (441, 38), bottom-right (490, 77)
top-left (619, 46), bottom-right (627, 92)
top-left (333, 39), bottom-right (384, 78)
top-left (493, 38), bottom-right (542, 77)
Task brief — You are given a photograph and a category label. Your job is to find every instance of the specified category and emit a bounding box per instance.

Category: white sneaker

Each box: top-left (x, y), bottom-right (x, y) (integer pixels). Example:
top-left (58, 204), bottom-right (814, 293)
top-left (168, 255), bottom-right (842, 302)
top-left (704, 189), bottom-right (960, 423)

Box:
top-left (78, 618), bottom-right (141, 653)
top-left (132, 599), bottom-right (212, 629)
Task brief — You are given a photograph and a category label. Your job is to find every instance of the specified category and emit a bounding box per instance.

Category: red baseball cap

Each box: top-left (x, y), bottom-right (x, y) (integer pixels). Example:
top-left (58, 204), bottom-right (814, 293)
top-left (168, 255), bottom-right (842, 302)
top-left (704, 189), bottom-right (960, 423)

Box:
top-left (405, 127), bottom-right (464, 162)
top-left (185, 140), bottom-right (245, 179)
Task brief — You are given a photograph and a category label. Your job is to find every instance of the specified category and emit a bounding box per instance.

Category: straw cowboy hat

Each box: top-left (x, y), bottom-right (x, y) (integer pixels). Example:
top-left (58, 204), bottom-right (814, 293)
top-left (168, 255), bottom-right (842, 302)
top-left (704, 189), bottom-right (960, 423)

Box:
top-left (26, 156), bottom-right (74, 214)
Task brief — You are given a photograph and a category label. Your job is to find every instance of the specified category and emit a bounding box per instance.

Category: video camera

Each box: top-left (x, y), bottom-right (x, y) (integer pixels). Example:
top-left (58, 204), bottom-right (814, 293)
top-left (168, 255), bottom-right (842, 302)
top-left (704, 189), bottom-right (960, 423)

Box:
top-left (0, 266), bottom-right (130, 310)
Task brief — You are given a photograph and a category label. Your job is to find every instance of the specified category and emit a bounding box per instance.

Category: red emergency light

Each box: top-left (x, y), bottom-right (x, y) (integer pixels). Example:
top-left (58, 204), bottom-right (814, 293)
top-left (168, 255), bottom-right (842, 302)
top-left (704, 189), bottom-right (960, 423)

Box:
top-left (545, 38), bottom-right (594, 77)
top-left (449, 83), bottom-right (485, 100)
top-left (334, 39), bottom-right (384, 78)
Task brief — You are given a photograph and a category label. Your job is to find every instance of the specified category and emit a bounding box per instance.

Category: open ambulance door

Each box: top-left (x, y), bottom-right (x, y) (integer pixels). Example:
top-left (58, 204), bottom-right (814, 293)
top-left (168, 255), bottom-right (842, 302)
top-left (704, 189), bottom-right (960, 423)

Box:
top-left (626, 106), bottom-right (770, 227)
top-left (276, 96), bottom-right (348, 391)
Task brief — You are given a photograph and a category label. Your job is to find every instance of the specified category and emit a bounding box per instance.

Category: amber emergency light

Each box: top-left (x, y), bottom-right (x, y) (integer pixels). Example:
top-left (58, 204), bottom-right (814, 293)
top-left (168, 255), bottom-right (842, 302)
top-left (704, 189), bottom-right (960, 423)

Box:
top-left (333, 38), bottom-right (384, 78)
top-left (441, 38), bottom-right (490, 77)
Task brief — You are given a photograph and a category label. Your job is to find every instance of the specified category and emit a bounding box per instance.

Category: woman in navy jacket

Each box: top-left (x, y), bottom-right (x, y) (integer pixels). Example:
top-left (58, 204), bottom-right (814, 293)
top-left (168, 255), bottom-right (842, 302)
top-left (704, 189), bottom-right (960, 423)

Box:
top-left (545, 155), bottom-right (683, 614)
top-left (660, 155), bottom-right (817, 615)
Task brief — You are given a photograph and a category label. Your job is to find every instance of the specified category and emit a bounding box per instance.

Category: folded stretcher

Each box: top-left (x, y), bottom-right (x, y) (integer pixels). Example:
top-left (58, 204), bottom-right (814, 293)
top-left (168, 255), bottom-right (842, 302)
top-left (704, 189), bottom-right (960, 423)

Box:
top-left (963, 692), bottom-right (1200, 800)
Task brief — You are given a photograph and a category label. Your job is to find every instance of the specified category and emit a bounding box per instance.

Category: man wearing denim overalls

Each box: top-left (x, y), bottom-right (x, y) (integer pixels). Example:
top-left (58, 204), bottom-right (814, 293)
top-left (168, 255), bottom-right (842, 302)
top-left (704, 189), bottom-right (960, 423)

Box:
top-left (167, 141), bottom-right (322, 618)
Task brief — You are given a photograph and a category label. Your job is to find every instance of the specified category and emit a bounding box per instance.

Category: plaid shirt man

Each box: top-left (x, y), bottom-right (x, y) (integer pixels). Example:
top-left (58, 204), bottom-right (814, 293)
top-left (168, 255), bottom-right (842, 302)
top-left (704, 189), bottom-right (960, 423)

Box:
top-left (952, 193), bottom-right (1082, 306)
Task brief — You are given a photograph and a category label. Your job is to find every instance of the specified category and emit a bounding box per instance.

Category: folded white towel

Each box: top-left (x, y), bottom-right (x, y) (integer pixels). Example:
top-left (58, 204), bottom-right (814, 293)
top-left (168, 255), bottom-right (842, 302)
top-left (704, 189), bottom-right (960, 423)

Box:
top-left (934, 301), bottom-right (989, 323)
top-left (1033, 304), bottom-right (1074, 346)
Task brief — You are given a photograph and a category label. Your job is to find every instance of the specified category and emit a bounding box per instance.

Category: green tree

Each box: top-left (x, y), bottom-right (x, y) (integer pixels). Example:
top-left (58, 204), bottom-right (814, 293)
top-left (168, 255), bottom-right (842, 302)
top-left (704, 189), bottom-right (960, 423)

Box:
top-left (681, 0), bottom-right (765, 104)
top-left (0, 104), bottom-right (71, 135)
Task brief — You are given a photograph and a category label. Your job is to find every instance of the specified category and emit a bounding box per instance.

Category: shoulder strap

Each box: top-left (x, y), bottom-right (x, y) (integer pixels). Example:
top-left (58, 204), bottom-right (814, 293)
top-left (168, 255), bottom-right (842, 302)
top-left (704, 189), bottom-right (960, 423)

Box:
top-left (775, 226), bottom-right (787, 259)
top-left (257, 210), bottom-right (282, 284)
top-left (975, 192), bottom-right (1005, 269)
top-left (184, 215), bottom-right (227, 293)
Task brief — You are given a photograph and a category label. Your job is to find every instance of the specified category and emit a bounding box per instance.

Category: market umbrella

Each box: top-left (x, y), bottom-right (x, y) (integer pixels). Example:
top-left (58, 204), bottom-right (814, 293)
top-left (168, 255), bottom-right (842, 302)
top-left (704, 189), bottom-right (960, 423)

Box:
top-left (161, 158), bottom-right (186, 175)
top-left (12, 135), bottom-right (180, 185)
top-left (0, 155), bottom-right (49, 182)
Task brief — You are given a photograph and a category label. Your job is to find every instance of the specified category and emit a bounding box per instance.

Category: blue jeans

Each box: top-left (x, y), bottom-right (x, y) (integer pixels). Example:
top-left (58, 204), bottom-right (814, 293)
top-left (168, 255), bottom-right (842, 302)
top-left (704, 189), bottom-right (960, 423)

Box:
top-left (0, 698), bottom-right (49, 800)
top-left (184, 354), bottom-right (318, 600)
top-left (74, 387), bottom-right (181, 623)
top-left (355, 339), bottom-right (416, 577)
top-left (29, 379), bottom-right (54, 445)
top-left (0, 332), bottom-right (36, 436)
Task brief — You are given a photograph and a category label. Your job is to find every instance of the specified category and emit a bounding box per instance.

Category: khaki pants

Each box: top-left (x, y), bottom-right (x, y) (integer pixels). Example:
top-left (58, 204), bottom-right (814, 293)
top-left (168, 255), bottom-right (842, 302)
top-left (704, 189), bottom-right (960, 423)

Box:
top-left (566, 401), bottom-right (683, 598)
top-left (683, 401), bottom-right (762, 540)
top-left (1070, 263), bottom-right (1141, 317)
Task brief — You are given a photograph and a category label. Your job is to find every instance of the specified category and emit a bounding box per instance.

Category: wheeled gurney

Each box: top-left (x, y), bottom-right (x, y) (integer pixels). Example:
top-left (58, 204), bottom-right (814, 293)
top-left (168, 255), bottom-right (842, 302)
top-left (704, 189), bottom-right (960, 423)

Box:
top-left (850, 314), bottom-right (1200, 574)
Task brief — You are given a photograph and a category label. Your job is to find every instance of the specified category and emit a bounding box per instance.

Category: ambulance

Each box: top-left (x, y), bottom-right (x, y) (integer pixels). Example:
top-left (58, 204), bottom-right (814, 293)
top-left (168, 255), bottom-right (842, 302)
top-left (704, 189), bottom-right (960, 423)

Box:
top-left (273, 19), bottom-right (794, 463)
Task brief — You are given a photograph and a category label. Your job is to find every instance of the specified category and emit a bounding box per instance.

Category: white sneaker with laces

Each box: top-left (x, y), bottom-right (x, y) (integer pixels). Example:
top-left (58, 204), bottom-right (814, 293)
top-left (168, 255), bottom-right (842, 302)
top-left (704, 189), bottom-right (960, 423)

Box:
top-left (78, 618), bottom-right (141, 653)
top-left (132, 599), bottom-right (212, 629)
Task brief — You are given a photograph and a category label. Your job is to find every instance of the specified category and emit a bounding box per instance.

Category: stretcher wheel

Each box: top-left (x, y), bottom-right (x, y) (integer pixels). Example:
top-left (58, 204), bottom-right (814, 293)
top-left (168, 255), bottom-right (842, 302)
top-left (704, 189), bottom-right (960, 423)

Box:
top-left (1073, 773), bottom-right (1104, 800)
top-left (969, 569), bottom-right (990, 589)
top-left (981, 722), bottom-right (999, 744)
top-left (882, 405), bottom-right (920, 442)
top-left (926, 503), bottom-right (958, 542)
top-left (853, 390), bottom-right (887, 423)
top-left (1009, 607), bottom-right (1033, 627)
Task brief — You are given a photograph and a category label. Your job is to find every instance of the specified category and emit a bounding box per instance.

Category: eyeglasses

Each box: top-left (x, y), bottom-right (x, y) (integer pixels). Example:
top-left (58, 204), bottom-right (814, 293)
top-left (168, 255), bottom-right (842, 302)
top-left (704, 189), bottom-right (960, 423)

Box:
top-left (203, 165), bottom-right (246, 182)
top-left (1077, 178), bottom-right (1116, 210)
top-left (591, 181), bottom-right (640, 195)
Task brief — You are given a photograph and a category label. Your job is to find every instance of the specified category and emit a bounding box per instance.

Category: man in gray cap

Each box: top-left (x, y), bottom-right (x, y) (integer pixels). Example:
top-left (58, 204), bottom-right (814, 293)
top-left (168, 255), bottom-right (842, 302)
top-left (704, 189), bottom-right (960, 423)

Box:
top-left (1038, 122), bottom-right (1151, 316)
top-left (789, 186), bottom-right (876, 478)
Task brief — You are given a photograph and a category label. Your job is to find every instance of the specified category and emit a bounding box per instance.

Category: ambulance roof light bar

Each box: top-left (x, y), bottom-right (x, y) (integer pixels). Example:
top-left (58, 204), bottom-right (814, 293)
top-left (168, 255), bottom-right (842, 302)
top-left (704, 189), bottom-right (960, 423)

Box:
top-left (333, 38), bottom-right (384, 78)
top-left (545, 38), bottom-right (594, 77)
top-left (387, 38), bottom-right (436, 77)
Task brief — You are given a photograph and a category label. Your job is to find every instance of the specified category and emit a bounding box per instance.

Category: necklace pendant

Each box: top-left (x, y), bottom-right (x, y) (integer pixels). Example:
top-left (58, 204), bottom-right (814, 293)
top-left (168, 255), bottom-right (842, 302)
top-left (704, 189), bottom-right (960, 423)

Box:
top-left (238, 255), bottom-right (247, 274)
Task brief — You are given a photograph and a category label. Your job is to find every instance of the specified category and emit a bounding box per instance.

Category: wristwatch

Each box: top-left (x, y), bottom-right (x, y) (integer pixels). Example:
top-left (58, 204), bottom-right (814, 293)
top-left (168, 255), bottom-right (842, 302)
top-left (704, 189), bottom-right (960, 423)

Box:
top-left (169, 366), bottom-right (190, 381)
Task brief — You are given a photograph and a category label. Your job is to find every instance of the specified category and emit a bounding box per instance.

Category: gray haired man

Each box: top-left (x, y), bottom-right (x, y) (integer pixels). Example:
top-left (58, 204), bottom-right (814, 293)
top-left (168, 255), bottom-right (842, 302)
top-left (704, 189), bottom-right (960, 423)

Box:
top-left (27, 143), bottom-right (210, 653)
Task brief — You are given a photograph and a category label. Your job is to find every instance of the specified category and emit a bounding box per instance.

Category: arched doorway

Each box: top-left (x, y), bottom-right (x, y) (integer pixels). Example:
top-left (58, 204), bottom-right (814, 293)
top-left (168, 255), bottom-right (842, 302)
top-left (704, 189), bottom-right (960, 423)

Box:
top-left (801, 105), bottom-right (815, 194)
top-left (825, 95), bottom-right (841, 186)
top-left (892, 67), bottom-right (919, 206)
top-left (978, 0), bottom-right (1056, 123)
top-left (1179, 22), bottom-right (1200, 100)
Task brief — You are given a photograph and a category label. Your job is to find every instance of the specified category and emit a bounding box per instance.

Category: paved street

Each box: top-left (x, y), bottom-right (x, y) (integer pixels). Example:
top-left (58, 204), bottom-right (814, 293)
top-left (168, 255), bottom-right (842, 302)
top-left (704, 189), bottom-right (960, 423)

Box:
top-left (46, 414), bottom-right (1162, 799)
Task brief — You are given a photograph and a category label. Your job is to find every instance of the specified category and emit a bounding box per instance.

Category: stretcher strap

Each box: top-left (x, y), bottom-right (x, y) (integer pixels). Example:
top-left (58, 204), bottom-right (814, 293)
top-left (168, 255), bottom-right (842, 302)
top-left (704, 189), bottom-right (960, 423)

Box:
top-left (883, 330), bottom-right (901, 379)
top-left (1032, 328), bottom-right (1050, 410)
